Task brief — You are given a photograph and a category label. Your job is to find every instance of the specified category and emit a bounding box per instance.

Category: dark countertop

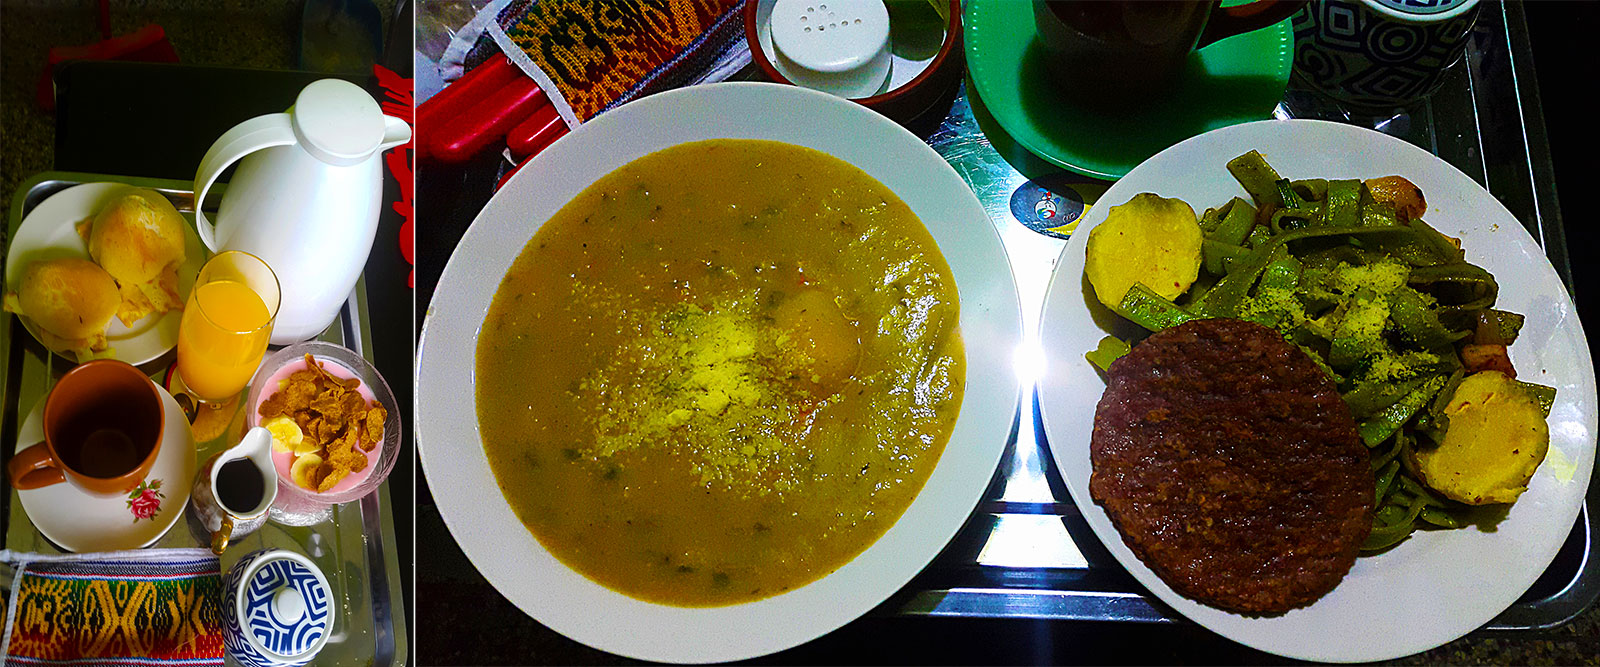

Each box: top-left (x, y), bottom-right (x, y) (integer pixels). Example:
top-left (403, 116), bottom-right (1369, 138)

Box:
top-left (2, 1), bottom-right (395, 213)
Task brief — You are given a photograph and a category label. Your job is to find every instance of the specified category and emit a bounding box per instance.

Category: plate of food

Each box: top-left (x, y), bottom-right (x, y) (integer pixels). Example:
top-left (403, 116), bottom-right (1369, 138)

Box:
top-left (416, 82), bottom-right (1022, 662)
top-left (3, 183), bottom-right (205, 365)
top-left (1037, 119), bottom-right (1595, 662)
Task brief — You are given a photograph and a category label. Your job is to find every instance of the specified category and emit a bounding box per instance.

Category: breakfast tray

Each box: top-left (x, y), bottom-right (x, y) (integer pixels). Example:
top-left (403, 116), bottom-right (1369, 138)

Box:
top-left (0, 173), bottom-right (409, 666)
top-left (890, 3), bottom-right (1597, 630)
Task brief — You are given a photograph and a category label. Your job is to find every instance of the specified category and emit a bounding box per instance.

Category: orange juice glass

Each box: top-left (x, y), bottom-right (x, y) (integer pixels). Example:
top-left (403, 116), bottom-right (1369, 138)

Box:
top-left (176, 251), bottom-right (281, 402)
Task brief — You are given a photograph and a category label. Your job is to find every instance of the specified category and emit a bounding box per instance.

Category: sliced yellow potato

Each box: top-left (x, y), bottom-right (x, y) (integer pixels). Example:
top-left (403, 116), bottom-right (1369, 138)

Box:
top-left (1085, 193), bottom-right (1203, 310)
top-left (1409, 371), bottom-right (1549, 505)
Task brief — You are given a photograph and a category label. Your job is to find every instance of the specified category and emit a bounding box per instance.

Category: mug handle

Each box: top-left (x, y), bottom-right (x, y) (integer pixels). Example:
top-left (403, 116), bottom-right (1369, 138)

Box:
top-left (1198, 0), bottom-right (1309, 49)
top-left (191, 113), bottom-right (300, 252)
top-left (8, 442), bottom-right (65, 490)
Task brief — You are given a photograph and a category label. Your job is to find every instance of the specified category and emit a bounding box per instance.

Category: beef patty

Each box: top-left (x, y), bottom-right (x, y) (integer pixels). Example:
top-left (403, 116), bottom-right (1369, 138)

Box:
top-left (1090, 318), bottom-right (1372, 614)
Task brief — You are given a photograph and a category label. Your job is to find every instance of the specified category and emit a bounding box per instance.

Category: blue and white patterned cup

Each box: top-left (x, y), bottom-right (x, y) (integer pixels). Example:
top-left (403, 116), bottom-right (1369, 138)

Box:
top-left (222, 549), bottom-right (334, 667)
top-left (1291, 0), bottom-right (1481, 110)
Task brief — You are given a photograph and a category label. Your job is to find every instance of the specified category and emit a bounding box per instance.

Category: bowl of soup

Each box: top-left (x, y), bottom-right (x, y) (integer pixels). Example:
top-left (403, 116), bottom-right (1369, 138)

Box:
top-left (416, 82), bottom-right (1021, 662)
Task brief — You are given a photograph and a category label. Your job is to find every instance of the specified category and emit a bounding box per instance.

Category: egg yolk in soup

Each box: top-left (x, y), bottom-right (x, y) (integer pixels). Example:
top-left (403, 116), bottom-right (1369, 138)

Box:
top-left (476, 139), bottom-right (964, 606)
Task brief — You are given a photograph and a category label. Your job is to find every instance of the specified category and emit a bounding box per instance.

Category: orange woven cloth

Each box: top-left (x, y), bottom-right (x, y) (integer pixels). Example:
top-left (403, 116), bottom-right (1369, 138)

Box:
top-left (487, 0), bottom-right (748, 126)
top-left (1, 549), bottom-right (224, 665)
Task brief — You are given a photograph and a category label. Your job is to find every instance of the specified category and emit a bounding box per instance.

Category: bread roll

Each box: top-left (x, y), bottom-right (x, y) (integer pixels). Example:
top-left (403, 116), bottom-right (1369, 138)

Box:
top-left (82, 191), bottom-right (187, 324)
top-left (2, 258), bottom-right (119, 357)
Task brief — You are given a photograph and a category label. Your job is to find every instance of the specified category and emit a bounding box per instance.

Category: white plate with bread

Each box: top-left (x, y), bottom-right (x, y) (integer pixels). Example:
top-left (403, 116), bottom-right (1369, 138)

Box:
top-left (4, 183), bottom-right (206, 365)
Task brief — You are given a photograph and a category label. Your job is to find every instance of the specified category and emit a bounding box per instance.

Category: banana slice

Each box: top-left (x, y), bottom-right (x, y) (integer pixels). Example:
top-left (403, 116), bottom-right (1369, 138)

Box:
top-left (264, 416), bottom-right (304, 454)
top-left (290, 453), bottom-right (325, 491)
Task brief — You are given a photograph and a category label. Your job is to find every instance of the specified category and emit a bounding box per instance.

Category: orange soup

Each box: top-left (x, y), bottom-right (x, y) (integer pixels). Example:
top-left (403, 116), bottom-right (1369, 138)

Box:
top-left (476, 139), bottom-right (964, 606)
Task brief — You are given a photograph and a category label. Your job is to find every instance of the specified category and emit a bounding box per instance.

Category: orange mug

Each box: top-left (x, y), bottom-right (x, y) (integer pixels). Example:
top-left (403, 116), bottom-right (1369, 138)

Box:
top-left (7, 359), bottom-right (165, 497)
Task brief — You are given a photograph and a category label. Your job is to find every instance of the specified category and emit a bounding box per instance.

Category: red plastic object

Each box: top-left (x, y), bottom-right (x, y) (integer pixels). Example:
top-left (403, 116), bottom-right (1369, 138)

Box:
top-left (496, 129), bottom-right (572, 192)
top-left (506, 104), bottom-right (566, 160)
top-left (36, 22), bottom-right (179, 110)
top-left (421, 74), bottom-right (548, 163)
top-left (416, 54), bottom-right (518, 132)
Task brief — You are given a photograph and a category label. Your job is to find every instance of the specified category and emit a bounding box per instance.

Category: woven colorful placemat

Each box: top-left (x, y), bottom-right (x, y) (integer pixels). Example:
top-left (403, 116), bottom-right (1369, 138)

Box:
top-left (1, 549), bottom-right (224, 666)
top-left (484, 0), bottom-right (750, 128)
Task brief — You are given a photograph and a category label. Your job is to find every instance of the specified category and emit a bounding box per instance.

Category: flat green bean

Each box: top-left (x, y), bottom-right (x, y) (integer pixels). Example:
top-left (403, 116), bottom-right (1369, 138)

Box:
top-left (1363, 496), bottom-right (1429, 551)
top-left (1202, 239), bottom-right (1247, 277)
top-left (1226, 150), bottom-right (1284, 208)
top-left (1324, 179), bottom-right (1361, 227)
top-left (1388, 286), bottom-right (1470, 351)
top-left (1358, 375), bottom-right (1448, 447)
top-left (1117, 283), bottom-right (1197, 332)
top-left (1419, 507), bottom-right (1466, 528)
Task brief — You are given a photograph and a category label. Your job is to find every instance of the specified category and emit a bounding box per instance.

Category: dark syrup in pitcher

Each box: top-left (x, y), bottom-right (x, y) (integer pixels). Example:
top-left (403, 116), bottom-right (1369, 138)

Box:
top-left (216, 459), bottom-right (265, 513)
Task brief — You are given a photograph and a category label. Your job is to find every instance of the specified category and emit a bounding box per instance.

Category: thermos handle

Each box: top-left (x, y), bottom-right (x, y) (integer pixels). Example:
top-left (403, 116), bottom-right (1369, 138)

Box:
top-left (1198, 0), bottom-right (1308, 49)
top-left (192, 113), bottom-right (299, 252)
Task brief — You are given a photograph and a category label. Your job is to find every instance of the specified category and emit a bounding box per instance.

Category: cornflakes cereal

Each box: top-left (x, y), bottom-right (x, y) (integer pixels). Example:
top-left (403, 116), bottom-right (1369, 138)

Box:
top-left (258, 354), bottom-right (385, 492)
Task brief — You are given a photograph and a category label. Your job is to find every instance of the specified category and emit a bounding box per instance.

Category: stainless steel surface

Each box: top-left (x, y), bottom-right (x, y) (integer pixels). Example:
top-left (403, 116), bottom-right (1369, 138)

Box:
top-left (892, 1), bottom-right (1596, 629)
top-left (1, 173), bottom-right (409, 666)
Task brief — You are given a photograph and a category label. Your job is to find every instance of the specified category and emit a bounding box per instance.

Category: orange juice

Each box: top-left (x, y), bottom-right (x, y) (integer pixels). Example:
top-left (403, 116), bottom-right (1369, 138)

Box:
top-left (177, 280), bottom-right (273, 400)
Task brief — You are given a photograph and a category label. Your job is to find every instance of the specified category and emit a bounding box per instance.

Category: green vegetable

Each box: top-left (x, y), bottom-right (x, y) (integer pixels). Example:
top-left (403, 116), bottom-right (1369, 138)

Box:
top-left (1358, 375), bottom-right (1448, 447)
top-left (1387, 286), bottom-right (1469, 351)
top-left (1117, 283), bottom-right (1198, 332)
top-left (1418, 507), bottom-right (1465, 529)
top-left (1226, 150), bottom-right (1284, 208)
top-left (1324, 179), bottom-right (1361, 227)
top-left (1517, 381), bottom-right (1557, 417)
top-left (1374, 459), bottom-right (1401, 506)
top-left (1345, 376), bottom-right (1428, 420)
top-left (1362, 495), bottom-right (1429, 551)
top-left (1207, 197), bottom-right (1257, 247)
top-left (1202, 239), bottom-right (1247, 277)
top-left (1086, 336), bottom-right (1132, 372)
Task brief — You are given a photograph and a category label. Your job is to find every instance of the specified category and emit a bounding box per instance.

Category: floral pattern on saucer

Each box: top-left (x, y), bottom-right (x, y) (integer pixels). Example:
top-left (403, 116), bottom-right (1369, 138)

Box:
top-left (127, 479), bottom-right (166, 522)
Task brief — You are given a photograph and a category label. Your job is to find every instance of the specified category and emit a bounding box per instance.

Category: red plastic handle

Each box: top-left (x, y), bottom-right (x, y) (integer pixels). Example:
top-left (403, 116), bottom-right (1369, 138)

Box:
top-left (417, 55), bottom-right (518, 130)
top-left (1199, 0), bottom-right (1308, 49)
top-left (422, 76), bottom-right (548, 163)
top-left (507, 104), bottom-right (566, 161)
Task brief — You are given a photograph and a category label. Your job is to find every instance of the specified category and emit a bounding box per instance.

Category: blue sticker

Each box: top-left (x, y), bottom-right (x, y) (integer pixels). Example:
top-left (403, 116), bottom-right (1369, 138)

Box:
top-left (1010, 176), bottom-right (1103, 240)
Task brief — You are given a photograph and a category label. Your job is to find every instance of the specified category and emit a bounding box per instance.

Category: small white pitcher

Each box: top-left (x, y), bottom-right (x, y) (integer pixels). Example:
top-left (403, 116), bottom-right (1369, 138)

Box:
top-left (190, 427), bottom-right (278, 554)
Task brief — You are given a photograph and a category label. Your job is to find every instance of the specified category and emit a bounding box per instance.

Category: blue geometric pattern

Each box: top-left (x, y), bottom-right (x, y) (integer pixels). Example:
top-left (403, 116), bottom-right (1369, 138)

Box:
top-left (1373, 0), bottom-right (1471, 16)
top-left (1291, 0), bottom-right (1480, 110)
top-left (221, 550), bottom-right (332, 667)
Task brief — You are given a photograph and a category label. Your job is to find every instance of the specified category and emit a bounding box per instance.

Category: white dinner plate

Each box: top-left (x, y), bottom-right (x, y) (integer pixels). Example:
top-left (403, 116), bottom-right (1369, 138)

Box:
top-left (1037, 119), bottom-right (1597, 662)
top-left (4, 183), bottom-right (206, 365)
top-left (15, 381), bottom-right (197, 552)
top-left (416, 82), bottom-right (1022, 662)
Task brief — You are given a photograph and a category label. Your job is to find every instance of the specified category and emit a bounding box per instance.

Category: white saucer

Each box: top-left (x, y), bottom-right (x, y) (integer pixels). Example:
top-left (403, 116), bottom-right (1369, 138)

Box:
top-left (15, 382), bottom-right (197, 552)
top-left (4, 182), bottom-right (207, 365)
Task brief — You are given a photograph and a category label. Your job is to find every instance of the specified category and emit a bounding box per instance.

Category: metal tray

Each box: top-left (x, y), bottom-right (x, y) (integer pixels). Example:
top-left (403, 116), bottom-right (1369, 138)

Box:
top-left (890, 1), bottom-right (1596, 631)
top-left (1, 173), bottom-right (409, 666)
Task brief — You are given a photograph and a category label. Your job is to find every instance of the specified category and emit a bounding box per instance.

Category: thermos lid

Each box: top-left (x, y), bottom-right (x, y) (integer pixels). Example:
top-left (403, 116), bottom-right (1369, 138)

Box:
top-left (291, 78), bottom-right (386, 167)
top-left (235, 550), bottom-right (334, 661)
